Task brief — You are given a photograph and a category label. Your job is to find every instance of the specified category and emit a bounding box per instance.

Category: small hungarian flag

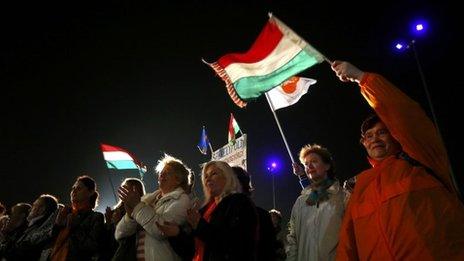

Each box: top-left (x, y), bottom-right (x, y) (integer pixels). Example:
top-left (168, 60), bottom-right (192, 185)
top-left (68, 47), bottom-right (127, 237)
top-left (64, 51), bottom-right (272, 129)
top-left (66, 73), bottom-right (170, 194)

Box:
top-left (228, 113), bottom-right (241, 144)
top-left (204, 13), bottom-right (324, 107)
top-left (100, 143), bottom-right (146, 178)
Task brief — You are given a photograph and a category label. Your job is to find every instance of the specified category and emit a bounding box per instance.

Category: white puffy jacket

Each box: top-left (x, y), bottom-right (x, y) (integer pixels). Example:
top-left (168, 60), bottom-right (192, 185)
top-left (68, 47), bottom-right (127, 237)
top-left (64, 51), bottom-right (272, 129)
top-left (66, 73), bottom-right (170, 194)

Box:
top-left (115, 187), bottom-right (191, 261)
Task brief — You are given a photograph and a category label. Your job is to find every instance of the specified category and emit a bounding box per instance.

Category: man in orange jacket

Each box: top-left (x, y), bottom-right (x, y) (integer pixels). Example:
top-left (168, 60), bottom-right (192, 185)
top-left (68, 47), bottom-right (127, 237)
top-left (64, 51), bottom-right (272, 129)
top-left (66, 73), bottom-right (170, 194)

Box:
top-left (331, 61), bottom-right (464, 260)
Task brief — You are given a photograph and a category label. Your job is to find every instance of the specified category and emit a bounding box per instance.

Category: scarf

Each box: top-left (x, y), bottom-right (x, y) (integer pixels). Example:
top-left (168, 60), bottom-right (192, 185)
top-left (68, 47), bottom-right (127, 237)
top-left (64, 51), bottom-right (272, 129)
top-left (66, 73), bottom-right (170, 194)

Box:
top-left (306, 178), bottom-right (335, 206)
top-left (193, 200), bottom-right (217, 261)
top-left (50, 202), bottom-right (91, 261)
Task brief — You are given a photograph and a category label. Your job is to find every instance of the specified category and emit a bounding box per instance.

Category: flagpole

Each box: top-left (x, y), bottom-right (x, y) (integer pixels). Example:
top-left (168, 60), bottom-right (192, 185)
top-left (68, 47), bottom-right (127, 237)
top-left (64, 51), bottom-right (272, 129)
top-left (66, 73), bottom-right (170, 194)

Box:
top-left (265, 92), bottom-right (296, 163)
top-left (105, 169), bottom-right (119, 205)
top-left (409, 40), bottom-right (460, 199)
top-left (208, 142), bottom-right (214, 160)
top-left (138, 169), bottom-right (145, 181)
top-left (231, 113), bottom-right (244, 136)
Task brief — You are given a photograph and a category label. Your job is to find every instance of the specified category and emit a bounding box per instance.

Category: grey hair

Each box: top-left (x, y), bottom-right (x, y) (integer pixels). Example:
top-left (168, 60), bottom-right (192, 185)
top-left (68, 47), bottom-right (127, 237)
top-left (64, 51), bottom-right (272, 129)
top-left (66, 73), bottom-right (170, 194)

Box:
top-left (155, 153), bottom-right (191, 192)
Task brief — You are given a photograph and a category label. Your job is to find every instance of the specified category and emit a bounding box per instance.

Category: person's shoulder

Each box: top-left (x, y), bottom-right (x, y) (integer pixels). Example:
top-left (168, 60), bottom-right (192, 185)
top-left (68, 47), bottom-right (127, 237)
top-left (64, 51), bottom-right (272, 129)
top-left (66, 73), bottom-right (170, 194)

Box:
top-left (141, 191), bottom-right (158, 202)
top-left (168, 187), bottom-right (189, 200)
top-left (228, 192), bottom-right (250, 201)
top-left (256, 207), bottom-right (273, 223)
top-left (89, 210), bottom-right (105, 223)
top-left (256, 206), bottom-right (269, 215)
top-left (255, 206), bottom-right (272, 218)
top-left (93, 210), bottom-right (104, 217)
top-left (226, 193), bottom-right (254, 206)
top-left (177, 192), bottom-right (192, 205)
top-left (355, 169), bottom-right (376, 186)
top-left (294, 193), bottom-right (308, 205)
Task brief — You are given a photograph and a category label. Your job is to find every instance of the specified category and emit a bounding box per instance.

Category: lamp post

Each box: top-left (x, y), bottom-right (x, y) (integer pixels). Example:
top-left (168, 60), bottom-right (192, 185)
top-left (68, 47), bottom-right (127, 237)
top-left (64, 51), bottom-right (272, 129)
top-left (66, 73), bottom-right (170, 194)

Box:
top-left (268, 162), bottom-right (277, 209)
top-left (394, 22), bottom-right (438, 129)
top-left (393, 21), bottom-right (460, 198)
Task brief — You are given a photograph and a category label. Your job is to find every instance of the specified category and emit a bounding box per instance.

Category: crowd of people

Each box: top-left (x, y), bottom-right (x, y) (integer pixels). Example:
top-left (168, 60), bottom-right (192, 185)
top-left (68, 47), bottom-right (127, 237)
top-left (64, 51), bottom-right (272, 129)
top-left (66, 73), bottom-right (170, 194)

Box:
top-left (2, 61), bottom-right (463, 260)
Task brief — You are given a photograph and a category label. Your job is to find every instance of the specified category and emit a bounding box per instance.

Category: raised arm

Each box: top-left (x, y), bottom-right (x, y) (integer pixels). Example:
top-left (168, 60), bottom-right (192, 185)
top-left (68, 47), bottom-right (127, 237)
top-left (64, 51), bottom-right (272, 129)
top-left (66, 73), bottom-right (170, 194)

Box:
top-left (331, 60), bottom-right (453, 193)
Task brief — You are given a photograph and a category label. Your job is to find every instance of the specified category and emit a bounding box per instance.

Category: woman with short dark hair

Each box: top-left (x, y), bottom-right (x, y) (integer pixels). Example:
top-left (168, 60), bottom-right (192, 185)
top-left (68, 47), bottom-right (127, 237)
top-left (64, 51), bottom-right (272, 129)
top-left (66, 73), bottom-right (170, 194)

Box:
top-left (287, 144), bottom-right (346, 261)
top-left (50, 175), bottom-right (104, 261)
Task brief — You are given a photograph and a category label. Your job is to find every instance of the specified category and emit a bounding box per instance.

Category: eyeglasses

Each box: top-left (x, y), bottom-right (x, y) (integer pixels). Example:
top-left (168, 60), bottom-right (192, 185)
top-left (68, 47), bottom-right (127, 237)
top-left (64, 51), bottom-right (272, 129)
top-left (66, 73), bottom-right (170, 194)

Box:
top-left (362, 128), bottom-right (389, 142)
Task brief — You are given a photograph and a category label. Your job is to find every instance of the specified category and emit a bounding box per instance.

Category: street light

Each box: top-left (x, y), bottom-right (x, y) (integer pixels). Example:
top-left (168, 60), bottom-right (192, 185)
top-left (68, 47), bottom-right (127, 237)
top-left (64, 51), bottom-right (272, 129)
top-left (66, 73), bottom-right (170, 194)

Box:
top-left (267, 161), bottom-right (279, 209)
top-left (391, 19), bottom-right (460, 196)
top-left (393, 21), bottom-right (439, 145)
top-left (393, 21), bottom-right (434, 125)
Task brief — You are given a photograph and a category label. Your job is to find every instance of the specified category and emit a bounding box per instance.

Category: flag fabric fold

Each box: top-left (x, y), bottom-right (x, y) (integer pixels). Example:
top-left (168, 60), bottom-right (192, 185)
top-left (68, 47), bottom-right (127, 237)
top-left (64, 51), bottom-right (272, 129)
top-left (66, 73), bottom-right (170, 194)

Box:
top-left (100, 143), bottom-right (147, 178)
top-left (204, 14), bottom-right (324, 107)
top-left (197, 127), bottom-right (211, 155)
top-left (228, 113), bottom-right (241, 144)
top-left (266, 76), bottom-right (316, 111)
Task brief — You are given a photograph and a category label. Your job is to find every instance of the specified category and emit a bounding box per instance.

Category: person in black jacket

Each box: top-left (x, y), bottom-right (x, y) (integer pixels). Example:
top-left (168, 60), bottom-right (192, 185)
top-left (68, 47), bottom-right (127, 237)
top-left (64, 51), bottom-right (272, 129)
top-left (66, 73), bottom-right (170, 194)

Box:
top-left (232, 166), bottom-right (277, 261)
top-left (10, 194), bottom-right (58, 260)
top-left (269, 209), bottom-right (286, 261)
top-left (187, 161), bottom-right (258, 261)
top-left (0, 203), bottom-right (31, 259)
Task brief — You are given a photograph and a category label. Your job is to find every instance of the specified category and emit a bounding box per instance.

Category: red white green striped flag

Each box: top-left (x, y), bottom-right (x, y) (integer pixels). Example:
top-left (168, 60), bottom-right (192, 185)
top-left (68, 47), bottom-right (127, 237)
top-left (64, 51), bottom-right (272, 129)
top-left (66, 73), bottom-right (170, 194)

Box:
top-left (204, 14), bottom-right (324, 108)
top-left (228, 113), bottom-right (241, 144)
top-left (100, 143), bottom-right (146, 178)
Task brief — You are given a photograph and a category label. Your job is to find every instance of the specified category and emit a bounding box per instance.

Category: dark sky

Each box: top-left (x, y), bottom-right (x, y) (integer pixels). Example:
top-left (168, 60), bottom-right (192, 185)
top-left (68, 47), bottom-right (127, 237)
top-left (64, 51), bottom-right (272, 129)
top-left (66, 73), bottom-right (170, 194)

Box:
top-left (1, 1), bottom-right (460, 220)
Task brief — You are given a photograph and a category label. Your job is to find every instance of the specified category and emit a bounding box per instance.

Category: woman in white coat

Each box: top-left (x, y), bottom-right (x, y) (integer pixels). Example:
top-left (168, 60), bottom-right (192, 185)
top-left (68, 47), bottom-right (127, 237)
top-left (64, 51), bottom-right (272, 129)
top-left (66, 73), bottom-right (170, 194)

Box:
top-left (287, 144), bottom-right (346, 261)
top-left (115, 154), bottom-right (192, 261)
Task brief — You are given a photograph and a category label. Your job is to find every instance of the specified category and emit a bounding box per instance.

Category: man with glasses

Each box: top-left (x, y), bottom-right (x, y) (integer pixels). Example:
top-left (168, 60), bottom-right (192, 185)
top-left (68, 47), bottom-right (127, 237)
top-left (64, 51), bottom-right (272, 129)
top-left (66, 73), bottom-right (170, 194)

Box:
top-left (331, 60), bottom-right (464, 260)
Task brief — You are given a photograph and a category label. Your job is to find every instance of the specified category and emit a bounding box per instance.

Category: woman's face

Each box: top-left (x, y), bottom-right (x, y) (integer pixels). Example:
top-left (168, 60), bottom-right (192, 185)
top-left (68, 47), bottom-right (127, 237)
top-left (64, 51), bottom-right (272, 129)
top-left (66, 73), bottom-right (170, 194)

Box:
top-left (158, 164), bottom-right (180, 194)
top-left (203, 165), bottom-right (226, 198)
top-left (302, 152), bottom-right (330, 182)
top-left (70, 181), bottom-right (92, 205)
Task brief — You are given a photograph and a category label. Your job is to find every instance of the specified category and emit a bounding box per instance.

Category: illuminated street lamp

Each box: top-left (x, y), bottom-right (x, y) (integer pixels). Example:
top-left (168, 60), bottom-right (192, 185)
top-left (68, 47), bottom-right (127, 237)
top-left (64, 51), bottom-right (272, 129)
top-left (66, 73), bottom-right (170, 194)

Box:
top-left (267, 160), bottom-right (279, 209)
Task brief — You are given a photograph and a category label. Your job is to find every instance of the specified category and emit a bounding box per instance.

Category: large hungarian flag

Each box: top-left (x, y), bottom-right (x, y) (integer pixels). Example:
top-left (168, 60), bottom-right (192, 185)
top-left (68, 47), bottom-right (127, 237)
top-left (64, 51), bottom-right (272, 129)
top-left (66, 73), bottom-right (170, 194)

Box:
top-left (205, 14), bottom-right (324, 107)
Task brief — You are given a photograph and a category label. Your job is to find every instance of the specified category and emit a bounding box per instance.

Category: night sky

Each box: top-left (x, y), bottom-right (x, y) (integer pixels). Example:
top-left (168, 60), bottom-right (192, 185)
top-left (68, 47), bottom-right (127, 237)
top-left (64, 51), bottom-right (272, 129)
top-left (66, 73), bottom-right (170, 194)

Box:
top-left (1, 1), bottom-right (460, 220)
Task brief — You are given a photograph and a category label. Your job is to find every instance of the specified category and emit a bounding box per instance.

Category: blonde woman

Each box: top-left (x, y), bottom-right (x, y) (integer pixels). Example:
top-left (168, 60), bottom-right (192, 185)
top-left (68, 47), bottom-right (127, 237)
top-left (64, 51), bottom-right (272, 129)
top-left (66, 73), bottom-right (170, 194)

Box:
top-left (187, 161), bottom-right (258, 261)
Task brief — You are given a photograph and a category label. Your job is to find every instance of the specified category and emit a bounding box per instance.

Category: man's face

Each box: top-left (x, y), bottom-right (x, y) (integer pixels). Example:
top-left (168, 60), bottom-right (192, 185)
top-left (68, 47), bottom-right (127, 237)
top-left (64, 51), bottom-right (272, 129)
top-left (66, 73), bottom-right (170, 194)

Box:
top-left (28, 198), bottom-right (45, 221)
top-left (361, 122), bottom-right (401, 161)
